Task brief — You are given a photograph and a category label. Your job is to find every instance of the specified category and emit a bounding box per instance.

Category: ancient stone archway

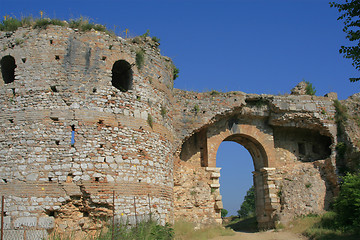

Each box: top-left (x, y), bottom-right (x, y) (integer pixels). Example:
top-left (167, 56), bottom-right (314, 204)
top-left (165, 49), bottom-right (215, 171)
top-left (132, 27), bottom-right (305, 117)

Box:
top-left (205, 121), bottom-right (279, 228)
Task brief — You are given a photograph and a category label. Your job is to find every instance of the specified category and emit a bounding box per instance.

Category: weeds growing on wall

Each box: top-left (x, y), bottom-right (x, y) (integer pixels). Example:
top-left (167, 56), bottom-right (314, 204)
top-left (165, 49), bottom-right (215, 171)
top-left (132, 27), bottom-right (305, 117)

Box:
top-left (172, 64), bottom-right (179, 80)
top-left (136, 49), bottom-right (145, 70)
top-left (147, 114), bottom-right (154, 128)
top-left (0, 15), bottom-right (113, 35)
top-left (160, 105), bottom-right (167, 118)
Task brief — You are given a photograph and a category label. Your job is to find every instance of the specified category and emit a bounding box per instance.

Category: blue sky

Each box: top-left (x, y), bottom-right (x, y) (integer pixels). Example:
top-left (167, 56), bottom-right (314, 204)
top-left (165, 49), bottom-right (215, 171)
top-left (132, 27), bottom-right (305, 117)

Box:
top-left (1, 0), bottom-right (358, 216)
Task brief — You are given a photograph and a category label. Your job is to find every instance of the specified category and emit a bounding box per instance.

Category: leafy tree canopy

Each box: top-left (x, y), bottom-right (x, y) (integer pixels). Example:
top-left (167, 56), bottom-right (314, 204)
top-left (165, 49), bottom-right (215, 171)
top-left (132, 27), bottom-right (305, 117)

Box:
top-left (221, 208), bottom-right (228, 218)
top-left (237, 185), bottom-right (255, 218)
top-left (333, 172), bottom-right (360, 233)
top-left (330, 0), bottom-right (360, 82)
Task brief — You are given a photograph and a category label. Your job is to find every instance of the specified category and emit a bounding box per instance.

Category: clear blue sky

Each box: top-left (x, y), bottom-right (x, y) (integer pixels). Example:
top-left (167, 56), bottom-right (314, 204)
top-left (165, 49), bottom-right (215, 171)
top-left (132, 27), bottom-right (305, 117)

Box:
top-left (1, 0), bottom-right (359, 216)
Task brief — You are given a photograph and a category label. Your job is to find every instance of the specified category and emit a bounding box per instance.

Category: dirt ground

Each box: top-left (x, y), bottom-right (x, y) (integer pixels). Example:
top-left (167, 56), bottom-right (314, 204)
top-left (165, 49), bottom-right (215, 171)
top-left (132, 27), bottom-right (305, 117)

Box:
top-left (213, 230), bottom-right (307, 240)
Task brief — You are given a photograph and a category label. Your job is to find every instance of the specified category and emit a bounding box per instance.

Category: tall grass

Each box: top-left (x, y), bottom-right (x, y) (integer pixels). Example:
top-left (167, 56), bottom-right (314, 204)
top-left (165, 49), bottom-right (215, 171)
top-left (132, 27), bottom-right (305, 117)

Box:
top-left (288, 212), bottom-right (360, 240)
top-left (49, 219), bottom-right (173, 240)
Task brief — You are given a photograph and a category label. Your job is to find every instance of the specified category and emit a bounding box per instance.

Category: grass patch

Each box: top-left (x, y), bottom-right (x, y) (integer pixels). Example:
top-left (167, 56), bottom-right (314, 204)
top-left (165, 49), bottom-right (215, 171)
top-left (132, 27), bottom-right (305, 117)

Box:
top-left (288, 212), bottom-right (360, 240)
top-left (98, 219), bottom-right (173, 240)
top-left (174, 220), bottom-right (234, 240)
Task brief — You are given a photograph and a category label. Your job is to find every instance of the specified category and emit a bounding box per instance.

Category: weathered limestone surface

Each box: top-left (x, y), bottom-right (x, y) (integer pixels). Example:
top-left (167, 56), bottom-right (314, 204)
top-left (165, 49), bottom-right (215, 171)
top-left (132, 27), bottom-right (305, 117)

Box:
top-left (0, 26), bottom-right (359, 237)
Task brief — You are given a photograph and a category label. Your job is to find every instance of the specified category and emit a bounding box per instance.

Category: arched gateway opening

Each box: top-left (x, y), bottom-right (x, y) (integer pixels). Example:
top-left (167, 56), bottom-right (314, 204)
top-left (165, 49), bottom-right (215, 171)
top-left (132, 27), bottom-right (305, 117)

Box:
top-left (211, 132), bottom-right (273, 228)
top-left (216, 142), bottom-right (254, 217)
top-left (177, 120), bottom-right (279, 229)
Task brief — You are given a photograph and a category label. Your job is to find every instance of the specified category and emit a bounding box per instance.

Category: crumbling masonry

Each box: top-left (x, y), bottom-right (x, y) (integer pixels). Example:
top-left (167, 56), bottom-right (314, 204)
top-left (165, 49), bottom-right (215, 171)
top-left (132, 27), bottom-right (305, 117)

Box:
top-left (0, 26), bottom-right (358, 237)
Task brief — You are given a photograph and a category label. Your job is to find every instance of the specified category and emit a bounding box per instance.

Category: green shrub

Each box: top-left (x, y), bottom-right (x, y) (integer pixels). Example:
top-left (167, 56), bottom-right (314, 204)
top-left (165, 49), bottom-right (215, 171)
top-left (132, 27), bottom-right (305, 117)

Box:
top-left (210, 90), bottom-right (220, 96)
top-left (136, 49), bottom-right (145, 69)
top-left (333, 173), bottom-right (360, 233)
top-left (172, 64), bottom-right (179, 80)
top-left (141, 29), bottom-right (150, 38)
top-left (305, 81), bottom-right (316, 95)
top-left (160, 105), bottom-right (167, 118)
top-left (334, 100), bottom-right (348, 125)
top-left (152, 36), bottom-right (160, 43)
top-left (0, 17), bottom-right (22, 31)
top-left (193, 104), bottom-right (200, 113)
top-left (336, 142), bottom-right (347, 160)
top-left (33, 18), bottom-right (65, 29)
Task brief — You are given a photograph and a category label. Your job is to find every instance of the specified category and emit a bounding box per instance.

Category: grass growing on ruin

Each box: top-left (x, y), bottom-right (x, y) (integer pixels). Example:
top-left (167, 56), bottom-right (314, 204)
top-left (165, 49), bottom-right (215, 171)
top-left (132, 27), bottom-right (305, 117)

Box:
top-left (0, 15), bottom-right (113, 35)
top-left (173, 220), bottom-right (234, 240)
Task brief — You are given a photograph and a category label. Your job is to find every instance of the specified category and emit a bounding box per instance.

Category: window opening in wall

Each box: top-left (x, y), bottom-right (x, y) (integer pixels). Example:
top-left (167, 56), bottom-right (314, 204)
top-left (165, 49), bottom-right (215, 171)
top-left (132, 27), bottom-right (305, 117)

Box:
top-left (50, 117), bottom-right (59, 121)
top-left (1, 55), bottom-right (16, 84)
top-left (95, 177), bottom-right (100, 182)
top-left (102, 56), bottom-right (106, 61)
top-left (50, 40), bottom-right (53, 44)
top-left (55, 140), bottom-right (60, 145)
top-left (21, 58), bottom-right (26, 63)
top-left (71, 125), bottom-right (75, 147)
top-left (11, 88), bottom-right (15, 96)
top-left (111, 60), bottom-right (133, 92)
top-left (55, 55), bottom-right (60, 60)
top-left (298, 142), bottom-right (306, 155)
top-left (51, 86), bottom-right (58, 92)
top-left (92, 87), bottom-right (97, 93)
top-left (9, 119), bottom-right (13, 123)
top-left (48, 177), bottom-right (52, 182)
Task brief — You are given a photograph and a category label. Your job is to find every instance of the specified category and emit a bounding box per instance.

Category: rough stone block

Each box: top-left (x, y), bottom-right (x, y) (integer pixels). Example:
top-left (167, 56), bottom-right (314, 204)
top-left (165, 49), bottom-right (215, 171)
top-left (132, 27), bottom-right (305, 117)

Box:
top-left (4, 230), bottom-right (24, 240)
top-left (214, 201), bottom-right (223, 209)
top-left (0, 216), bottom-right (11, 229)
top-left (38, 216), bottom-right (55, 229)
top-left (14, 217), bottom-right (37, 228)
top-left (25, 230), bottom-right (48, 240)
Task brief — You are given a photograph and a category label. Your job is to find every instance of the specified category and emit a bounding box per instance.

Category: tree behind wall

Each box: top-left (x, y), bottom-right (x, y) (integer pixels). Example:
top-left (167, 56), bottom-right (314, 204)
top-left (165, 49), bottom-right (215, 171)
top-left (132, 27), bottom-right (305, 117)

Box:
top-left (237, 185), bottom-right (255, 218)
top-left (330, 0), bottom-right (360, 82)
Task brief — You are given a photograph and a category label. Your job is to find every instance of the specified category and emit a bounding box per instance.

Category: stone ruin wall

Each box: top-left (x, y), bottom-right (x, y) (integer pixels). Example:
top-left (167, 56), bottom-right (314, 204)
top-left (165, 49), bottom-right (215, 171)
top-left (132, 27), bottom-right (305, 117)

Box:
top-left (0, 25), bottom-right (359, 237)
top-left (0, 26), bottom-right (176, 236)
top-left (172, 90), bottom-right (339, 228)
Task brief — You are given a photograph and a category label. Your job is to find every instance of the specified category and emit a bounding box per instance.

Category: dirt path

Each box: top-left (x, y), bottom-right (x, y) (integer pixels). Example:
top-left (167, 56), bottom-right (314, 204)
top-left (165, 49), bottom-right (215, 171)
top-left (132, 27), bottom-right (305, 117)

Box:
top-left (212, 230), bottom-right (307, 240)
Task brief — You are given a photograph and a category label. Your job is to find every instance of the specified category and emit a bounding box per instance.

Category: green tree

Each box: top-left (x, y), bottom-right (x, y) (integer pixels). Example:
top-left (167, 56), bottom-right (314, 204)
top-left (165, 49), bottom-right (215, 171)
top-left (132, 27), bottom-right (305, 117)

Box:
top-left (330, 0), bottom-right (360, 82)
top-left (333, 172), bottom-right (360, 233)
top-left (305, 81), bottom-right (316, 95)
top-left (221, 208), bottom-right (228, 218)
top-left (237, 185), bottom-right (255, 218)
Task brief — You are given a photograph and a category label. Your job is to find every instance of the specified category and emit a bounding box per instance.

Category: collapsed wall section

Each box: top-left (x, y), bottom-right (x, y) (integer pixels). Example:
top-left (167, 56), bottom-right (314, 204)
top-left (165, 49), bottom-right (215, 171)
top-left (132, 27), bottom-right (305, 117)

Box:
top-left (0, 26), bottom-right (175, 236)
